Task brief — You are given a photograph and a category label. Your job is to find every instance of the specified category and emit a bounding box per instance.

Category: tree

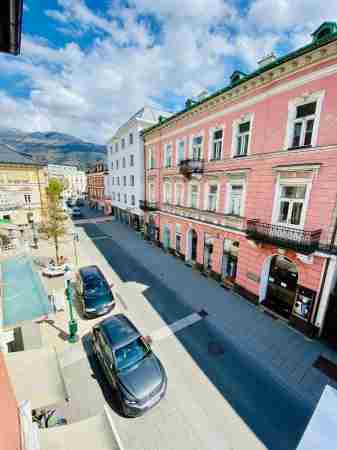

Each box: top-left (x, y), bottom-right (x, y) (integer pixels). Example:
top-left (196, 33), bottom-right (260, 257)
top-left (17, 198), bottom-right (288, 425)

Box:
top-left (40, 178), bottom-right (67, 264)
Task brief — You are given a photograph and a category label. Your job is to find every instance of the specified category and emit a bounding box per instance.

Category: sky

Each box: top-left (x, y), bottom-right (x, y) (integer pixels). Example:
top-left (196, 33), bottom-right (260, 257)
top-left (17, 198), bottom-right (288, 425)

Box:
top-left (0, 0), bottom-right (335, 144)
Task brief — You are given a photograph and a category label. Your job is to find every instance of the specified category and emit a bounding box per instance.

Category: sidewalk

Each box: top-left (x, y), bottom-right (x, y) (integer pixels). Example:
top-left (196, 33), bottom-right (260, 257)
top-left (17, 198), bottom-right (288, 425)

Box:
top-left (94, 219), bottom-right (337, 407)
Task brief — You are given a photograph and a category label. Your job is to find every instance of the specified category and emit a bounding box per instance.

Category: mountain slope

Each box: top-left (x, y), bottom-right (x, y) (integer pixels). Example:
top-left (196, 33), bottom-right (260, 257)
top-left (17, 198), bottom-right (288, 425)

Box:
top-left (0, 128), bottom-right (106, 169)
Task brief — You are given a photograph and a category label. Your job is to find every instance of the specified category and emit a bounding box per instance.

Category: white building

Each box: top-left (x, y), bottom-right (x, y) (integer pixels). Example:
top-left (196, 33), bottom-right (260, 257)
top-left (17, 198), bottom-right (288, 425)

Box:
top-left (47, 164), bottom-right (87, 201)
top-left (106, 107), bottom-right (170, 228)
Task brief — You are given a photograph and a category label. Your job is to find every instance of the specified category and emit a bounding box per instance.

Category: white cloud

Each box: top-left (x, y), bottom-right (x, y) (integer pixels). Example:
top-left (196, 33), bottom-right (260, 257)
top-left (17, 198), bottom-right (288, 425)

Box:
top-left (0, 0), bottom-right (330, 144)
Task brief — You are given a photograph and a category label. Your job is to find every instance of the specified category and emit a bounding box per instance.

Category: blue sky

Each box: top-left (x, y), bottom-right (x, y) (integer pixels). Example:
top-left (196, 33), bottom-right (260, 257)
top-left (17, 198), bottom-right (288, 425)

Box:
top-left (0, 0), bottom-right (334, 143)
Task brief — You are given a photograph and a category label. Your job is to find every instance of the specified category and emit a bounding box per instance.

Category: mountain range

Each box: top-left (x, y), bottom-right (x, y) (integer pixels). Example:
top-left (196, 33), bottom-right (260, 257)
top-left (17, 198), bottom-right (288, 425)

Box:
top-left (0, 127), bottom-right (106, 169)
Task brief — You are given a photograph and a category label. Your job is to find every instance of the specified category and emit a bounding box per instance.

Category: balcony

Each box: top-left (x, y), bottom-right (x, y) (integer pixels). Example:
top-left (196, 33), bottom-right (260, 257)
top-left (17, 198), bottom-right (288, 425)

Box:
top-left (139, 200), bottom-right (158, 211)
top-left (160, 203), bottom-right (246, 231)
top-left (246, 219), bottom-right (322, 254)
top-left (178, 159), bottom-right (204, 177)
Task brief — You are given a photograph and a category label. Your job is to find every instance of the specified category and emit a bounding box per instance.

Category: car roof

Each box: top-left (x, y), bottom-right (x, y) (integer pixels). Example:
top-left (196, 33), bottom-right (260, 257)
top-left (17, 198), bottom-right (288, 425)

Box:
top-left (79, 265), bottom-right (102, 279)
top-left (100, 314), bottom-right (140, 350)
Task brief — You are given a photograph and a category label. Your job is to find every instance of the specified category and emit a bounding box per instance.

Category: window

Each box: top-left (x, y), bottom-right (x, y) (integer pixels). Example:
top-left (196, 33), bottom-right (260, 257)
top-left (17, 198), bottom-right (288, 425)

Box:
top-left (117, 177), bottom-right (120, 185)
top-left (130, 154), bottom-right (134, 166)
top-left (122, 157), bottom-right (126, 168)
top-left (116, 160), bottom-right (119, 170)
top-left (115, 142), bottom-right (119, 152)
top-left (117, 193), bottom-right (120, 201)
top-left (129, 133), bottom-right (133, 145)
top-left (192, 136), bottom-right (203, 160)
top-left (130, 175), bottom-right (135, 186)
top-left (235, 121), bottom-right (250, 157)
top-left (227, 184), bottom-right (244, 216)
top-left (276, 184), bottom-right (307, 226)
top-left (175, 183), bottom-right (182, 206)
top-left (211, 129), bottom-right (223, 160)
top-left (121, 138), bottom-right (125, 149)
top-left (207, 185), bottom-right (218, 212)
top-left (175, 224), bottom-right (182, 253)
top-left (123, 176), bottom-right (126, 186)
top-left (24, 194), bottom-right (31, 204)
top-left (131, 195), bottom-right (135, 206)
top-left (164, 144), bottom-right (173, 168)
top-left (112, 177), bottom-right (114, 185)
top-left (291, 102), bottom-right (316, 148)
top-left (124, 194), bottom-right (127, 204)
top-left (164, 182), bottom-right (172, 204)
top-left (190, 185), bottom-right (198, 208)
top-left (149, 183), bottom-right (155, 202)
top-left (112, 192), bottom-right (116, 200)
top-left (148, 148), bottom-right (155, 169)
top-left (177, 140), bottom-right (185, 164)
top-left (111, 161), bottom-right (114, 170)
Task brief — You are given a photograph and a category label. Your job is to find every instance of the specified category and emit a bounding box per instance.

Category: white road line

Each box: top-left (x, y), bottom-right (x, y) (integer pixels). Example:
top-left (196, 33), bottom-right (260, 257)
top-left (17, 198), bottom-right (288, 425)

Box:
top-left (73, 217), bottom-right (114, 225)
top-left (149, 312), bottom-right (202, 342)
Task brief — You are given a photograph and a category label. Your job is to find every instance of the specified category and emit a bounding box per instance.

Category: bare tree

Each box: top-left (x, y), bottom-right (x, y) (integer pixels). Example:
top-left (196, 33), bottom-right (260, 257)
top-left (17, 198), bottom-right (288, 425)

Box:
top-left (40, 178), bottom-right (67, 264)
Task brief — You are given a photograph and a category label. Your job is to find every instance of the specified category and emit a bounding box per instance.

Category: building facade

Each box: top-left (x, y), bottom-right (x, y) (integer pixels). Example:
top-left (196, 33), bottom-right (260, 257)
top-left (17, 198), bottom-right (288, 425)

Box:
top-left (86, 162), bottom-right (108, 211)
top-left (106, 107), bottom-right (170, 230)
top-left (47, 164), bottom-right (86, 201)
top-left (141, 22), bottom-right (337, 342)
top-left (0, 146), bottom-right (48, 226)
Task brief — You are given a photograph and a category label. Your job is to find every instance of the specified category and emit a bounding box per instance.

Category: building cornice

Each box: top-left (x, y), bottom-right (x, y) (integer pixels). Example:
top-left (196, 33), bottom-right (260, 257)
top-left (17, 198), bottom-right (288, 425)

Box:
top-left (143, 35), bottom-right (337, 141)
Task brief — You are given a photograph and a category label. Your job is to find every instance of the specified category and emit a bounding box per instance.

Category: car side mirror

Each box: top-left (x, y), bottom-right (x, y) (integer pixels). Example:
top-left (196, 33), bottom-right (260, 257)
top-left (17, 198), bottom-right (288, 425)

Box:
top-left (142, 335), bottom-right (152, 346)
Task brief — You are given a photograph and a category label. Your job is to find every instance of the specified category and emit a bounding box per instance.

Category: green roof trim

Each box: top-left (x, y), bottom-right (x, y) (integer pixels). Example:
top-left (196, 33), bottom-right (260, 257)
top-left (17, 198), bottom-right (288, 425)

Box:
top-left (312, 22), bottom-right (337, 42)
top-left (142, 24), bottom-right (337, 137)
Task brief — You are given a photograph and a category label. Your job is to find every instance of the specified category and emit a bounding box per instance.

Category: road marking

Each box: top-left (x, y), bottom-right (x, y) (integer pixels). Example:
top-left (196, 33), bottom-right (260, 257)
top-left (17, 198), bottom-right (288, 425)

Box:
top-left (90, 235), bottom-right (111, 241)
top-left (149, 311), bottom-right (206, 342)
top-left (73, 217), bottom-right (114, 225)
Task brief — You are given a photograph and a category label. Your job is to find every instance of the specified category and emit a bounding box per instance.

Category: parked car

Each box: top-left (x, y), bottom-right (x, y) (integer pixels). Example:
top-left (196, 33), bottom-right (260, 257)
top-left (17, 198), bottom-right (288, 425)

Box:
top-left (92, 314), bottom-right (167, 417)
top-left (76, 199), bottom-right (85, 207)
top-left (71, 207), bottom-right (82, 219)
top-left (77, 265), bottom-right (115, 318)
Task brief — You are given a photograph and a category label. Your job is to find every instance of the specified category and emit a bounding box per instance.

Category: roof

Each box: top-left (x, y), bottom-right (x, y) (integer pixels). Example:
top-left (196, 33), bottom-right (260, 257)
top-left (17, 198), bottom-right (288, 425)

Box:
top-left (101, 314), bottom-right (140, 349)
top-left (143, 24), bottom-right (337, 137)
top-left (0, 143), bottom-right (43, 167)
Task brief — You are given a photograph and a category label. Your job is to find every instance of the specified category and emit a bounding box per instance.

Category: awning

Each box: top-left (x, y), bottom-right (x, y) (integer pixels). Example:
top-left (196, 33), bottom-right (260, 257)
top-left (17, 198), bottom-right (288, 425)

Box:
top-left (5, 347), bottom-right (69, 409)
top-left (39, 406), bottom-right (122, 450)
top-left (297, 385), bottom-right (337, 450)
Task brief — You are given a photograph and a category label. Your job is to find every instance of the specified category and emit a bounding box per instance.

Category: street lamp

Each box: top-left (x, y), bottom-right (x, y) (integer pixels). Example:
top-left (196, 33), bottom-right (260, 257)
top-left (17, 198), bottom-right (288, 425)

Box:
top-left (64, 266), bottom-right (78, 343)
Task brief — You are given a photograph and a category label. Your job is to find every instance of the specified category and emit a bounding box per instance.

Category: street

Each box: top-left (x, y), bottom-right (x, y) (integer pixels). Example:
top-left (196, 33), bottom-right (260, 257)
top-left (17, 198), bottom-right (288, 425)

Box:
top-left (67, 207), bottom-right (317, 450)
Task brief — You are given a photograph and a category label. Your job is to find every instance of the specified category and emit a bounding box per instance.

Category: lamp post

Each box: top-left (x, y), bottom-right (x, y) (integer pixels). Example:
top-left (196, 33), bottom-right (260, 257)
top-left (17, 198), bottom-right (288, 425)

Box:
top-left (64, 266), bottom-right (78, 343)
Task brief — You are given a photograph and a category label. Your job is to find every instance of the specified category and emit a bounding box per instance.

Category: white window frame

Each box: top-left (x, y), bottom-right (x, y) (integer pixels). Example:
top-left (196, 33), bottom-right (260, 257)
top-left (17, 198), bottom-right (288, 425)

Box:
top-left (163, 182), bottom-right (172, 204)
top-left (205, 183), bottom-right (219, 212)
top-left (164, 143), bottom-right (173, 168)
top-left (175, 183), bottom-right (183, 206)
top-left (175, 224), bottom-right (182, 252)
top-left (130, 154), bottom-right (134, 167)
top-left (225, 180), bottom-right (246, 217)
top-left (121, 138), bottom-right (125, 149)
top-left (176, 138), bottom-right (186, 165)
top-left (131, 194), bottom-right (135, 206)
top-left (148, 182), bottom-right (155, 202)
top-left (231, 113), bottom-right (254, 158)
top-left (189, 132), bottom-right (204, 160)
top-left (189, 183), bottom-right (199, 209)
top-left (148, 147), bottom-right (155, 169)
top-left (130, 175), bottom-right (135, 186)
top-left (208, 127), bottom-right (224, 161)
top-left (122, 157), bottom-right (126, 168)
top-left (129, 133), bottom-right (133, 145)
top-left (271, 176), bottom-right (312, 229)
top-left (284, 90), bottom-right (325, 150)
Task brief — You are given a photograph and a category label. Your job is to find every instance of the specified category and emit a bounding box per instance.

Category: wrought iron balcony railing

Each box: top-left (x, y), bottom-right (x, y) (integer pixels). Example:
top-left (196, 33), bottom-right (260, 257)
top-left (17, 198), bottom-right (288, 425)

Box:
top-left (139, 200), bottom-right (158, 211)
top-left (178, 159), bottom-right (204, 176)
top-left (161, 203), bottom-right (246, 231)
top-left (246, 219), bottom-right (322, 254)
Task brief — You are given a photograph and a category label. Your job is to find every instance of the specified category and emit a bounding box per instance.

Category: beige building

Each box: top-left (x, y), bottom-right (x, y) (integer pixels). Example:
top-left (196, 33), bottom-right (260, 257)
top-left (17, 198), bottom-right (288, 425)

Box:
top-left (0, 145), bottom-right (48, 226)
top-left (47, 164), bottom-right (86, 200)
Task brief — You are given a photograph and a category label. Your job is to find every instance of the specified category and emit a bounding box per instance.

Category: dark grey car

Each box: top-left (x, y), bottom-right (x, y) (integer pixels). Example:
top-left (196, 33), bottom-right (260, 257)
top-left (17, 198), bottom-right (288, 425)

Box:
top-left (92, 314), bottom-right (167, 417)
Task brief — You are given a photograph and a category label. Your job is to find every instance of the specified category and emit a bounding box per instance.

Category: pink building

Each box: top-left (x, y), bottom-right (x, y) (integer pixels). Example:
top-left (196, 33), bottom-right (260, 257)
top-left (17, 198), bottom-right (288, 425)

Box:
top-left (141, 22), bottom-right (337, 342)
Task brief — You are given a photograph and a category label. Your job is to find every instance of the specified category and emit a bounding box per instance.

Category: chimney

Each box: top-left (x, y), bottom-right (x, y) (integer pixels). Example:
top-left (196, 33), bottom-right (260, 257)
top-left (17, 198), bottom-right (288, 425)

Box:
top-left (257, 53), bottom-right (277, 68)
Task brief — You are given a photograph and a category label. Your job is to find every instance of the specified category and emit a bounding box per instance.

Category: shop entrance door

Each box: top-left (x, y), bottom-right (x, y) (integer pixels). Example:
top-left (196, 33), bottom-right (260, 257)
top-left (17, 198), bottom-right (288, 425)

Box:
top-left (203, 238), bottom-right (214, 272)
top-left (263, 256), bottom-right (298, 320)
top-left (222, 239), bottom-right (239, 285)
top-left (163, 226), bottom-right (171, 250)
top-left (322, 289), bottom-right (337, 349)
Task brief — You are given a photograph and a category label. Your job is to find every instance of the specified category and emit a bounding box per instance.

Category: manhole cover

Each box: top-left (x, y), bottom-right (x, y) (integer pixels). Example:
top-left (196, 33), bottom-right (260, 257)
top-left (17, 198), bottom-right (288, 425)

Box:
top-left (208, 342), bottom-right (225, 356)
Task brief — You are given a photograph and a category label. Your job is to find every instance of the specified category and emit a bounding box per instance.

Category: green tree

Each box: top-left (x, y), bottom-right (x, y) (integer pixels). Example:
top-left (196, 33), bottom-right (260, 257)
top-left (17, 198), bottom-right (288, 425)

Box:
top-left (40, 178), bottom-right (67, 264)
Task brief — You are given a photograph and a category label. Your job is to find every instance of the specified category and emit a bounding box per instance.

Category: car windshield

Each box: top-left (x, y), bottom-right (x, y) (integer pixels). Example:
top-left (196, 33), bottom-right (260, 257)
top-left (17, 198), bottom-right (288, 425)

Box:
top-left (84, 275), bottom-right (106, 292)
top-left (115, 338), bottom-right (149, 371)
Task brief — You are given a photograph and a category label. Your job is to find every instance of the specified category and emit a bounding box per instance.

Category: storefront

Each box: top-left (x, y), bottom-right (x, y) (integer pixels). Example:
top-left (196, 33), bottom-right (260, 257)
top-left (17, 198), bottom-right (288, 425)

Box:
top-left (186, 228), bottom-right (198, 263)
top-left (222, 239), bottom-right (239, 286)
top-left (203, 234), bottom-right (214, 272)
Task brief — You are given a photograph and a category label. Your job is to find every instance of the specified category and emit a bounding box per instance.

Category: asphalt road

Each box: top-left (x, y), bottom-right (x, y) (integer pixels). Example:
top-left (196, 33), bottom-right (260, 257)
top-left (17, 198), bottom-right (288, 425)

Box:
top-left (78, 215), bottom-right (312, 450)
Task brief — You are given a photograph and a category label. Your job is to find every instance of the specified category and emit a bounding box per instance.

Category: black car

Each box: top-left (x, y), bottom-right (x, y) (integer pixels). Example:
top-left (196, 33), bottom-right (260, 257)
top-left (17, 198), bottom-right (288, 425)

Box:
top-left (77, 265), bottom-right (115, 318)
top-left (93, 314), bottom-right (167, 417)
